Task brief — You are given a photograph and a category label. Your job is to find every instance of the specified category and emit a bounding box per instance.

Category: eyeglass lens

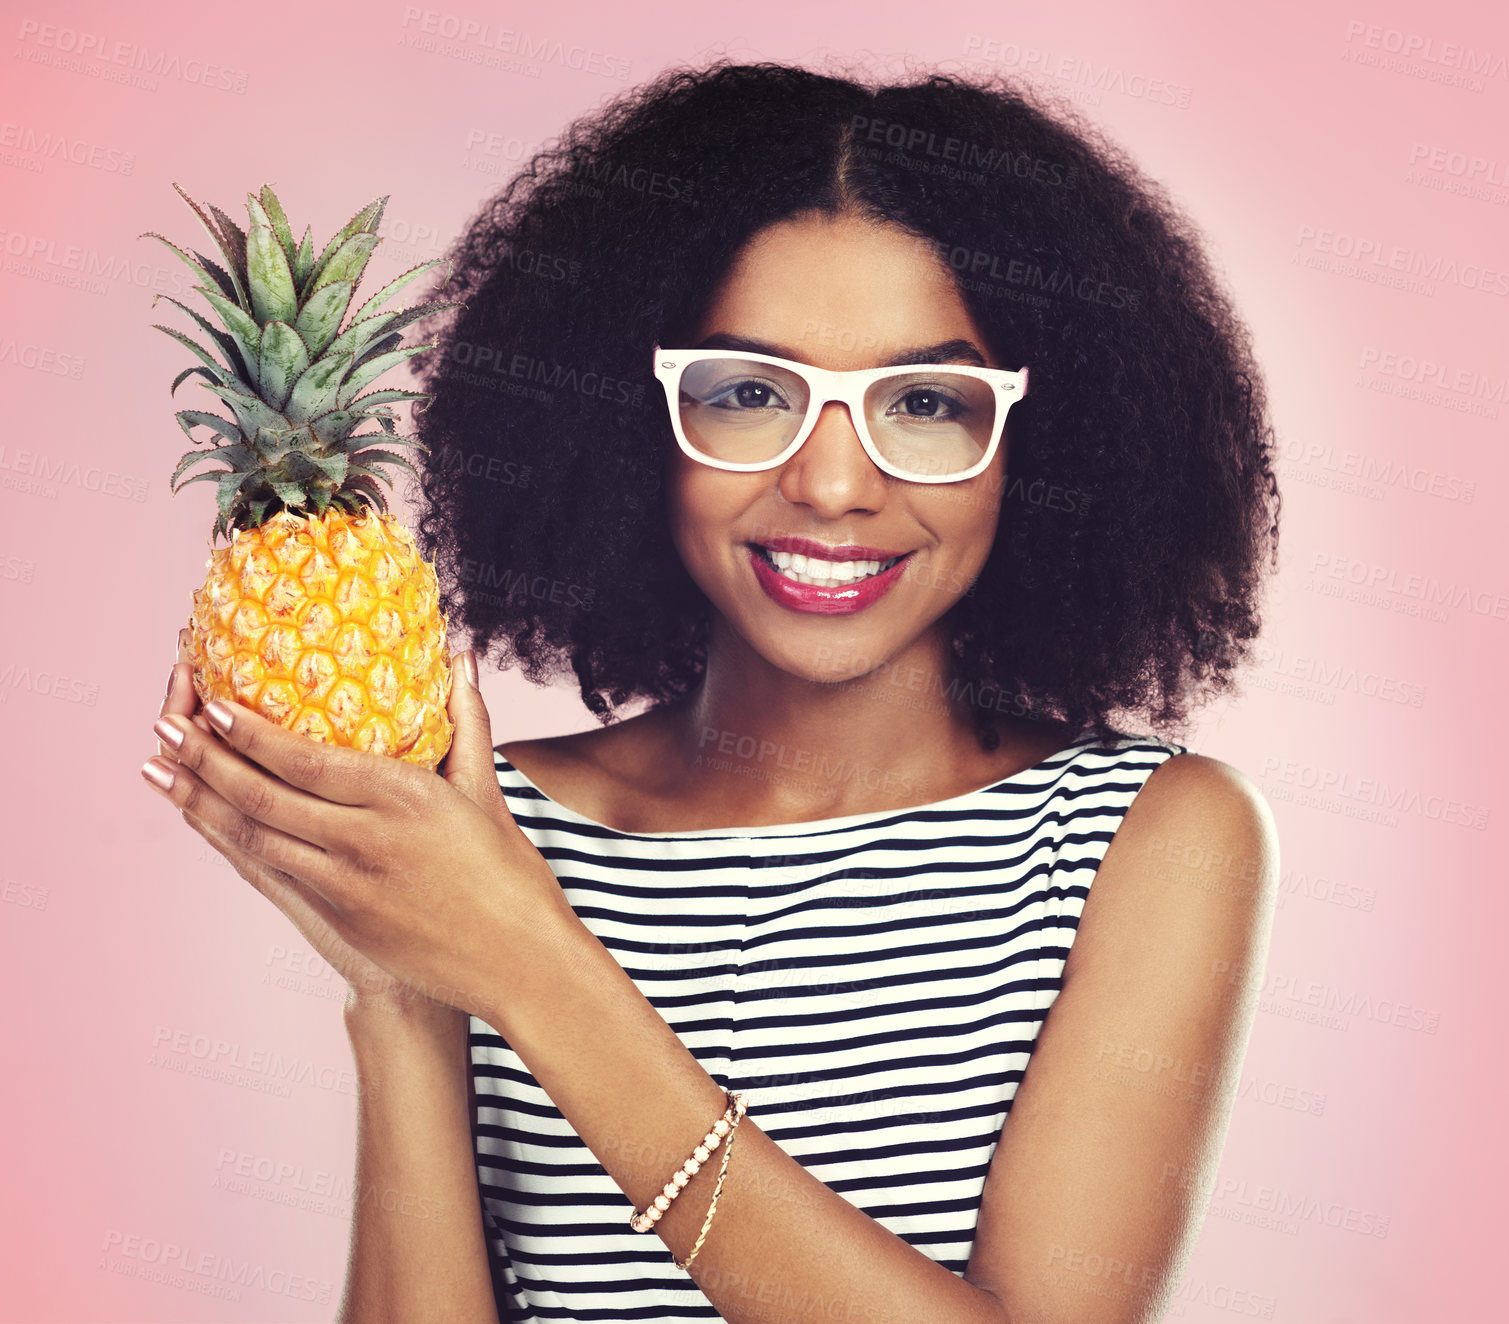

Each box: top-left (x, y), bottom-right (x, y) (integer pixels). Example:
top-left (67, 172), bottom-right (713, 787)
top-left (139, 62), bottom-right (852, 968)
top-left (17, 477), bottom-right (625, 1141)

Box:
top-left (676, 358), bottom-right (998, 478)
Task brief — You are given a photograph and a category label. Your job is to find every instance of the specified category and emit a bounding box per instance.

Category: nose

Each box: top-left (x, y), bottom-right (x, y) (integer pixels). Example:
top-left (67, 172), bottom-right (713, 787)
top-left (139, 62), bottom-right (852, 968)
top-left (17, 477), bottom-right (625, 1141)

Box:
top-left (776, 399), bottom-right (889, 516)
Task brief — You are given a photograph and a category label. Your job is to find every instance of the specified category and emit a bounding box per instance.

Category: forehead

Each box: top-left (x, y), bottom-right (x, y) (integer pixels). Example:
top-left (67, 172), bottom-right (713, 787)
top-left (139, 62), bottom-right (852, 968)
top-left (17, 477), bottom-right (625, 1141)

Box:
top-left (692, 212), bottom-right (992, 371)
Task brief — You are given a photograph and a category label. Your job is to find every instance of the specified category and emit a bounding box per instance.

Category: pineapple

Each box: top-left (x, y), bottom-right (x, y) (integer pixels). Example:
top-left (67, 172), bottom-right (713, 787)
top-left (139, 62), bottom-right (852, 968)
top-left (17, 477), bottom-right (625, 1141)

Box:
top-left (143, 182), bottom-right (461, 769)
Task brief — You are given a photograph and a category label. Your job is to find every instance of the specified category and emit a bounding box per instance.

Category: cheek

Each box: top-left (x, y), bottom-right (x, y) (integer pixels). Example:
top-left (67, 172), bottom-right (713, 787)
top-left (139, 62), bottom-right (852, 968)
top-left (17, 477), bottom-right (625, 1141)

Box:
top-left (665, 462), bottom-right (746, 575)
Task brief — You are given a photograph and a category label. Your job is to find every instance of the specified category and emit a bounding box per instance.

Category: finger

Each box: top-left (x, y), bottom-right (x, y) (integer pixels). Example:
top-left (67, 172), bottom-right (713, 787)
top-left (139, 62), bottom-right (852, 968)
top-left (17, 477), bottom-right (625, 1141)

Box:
top-left (158, 629), bottom-right (193, 757)
top-left (182, 801), bottom-right (395, 994)
top-left (190, 696), bottom-right (396, 809)
top-left (142, 752), bottom-right (335, 886)
top-left (438, 650), bottom-right (513, 825)
top-left (151, 714), bottom-right (361, 853)
top-left (158, 629), bottom-right (217, 755)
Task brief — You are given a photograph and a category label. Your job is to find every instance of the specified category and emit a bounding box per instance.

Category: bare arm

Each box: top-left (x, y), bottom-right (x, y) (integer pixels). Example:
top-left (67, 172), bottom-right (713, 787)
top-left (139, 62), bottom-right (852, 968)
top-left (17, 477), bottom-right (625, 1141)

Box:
top-left (484, 752), bottom-right (1275, 1324)
top-left (335, 997), bottom-right (502, 1324)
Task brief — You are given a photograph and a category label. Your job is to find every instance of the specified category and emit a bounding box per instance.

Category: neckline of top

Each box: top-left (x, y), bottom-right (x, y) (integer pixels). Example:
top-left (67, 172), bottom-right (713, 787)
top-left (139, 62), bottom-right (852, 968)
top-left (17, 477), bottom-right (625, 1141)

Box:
top-left (493, 726), bottom-right (1109, 840)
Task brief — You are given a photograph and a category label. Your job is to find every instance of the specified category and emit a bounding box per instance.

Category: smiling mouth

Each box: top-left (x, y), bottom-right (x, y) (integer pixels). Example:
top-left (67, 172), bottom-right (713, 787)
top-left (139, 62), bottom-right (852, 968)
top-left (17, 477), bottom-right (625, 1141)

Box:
top-left (750, 544), bottom-right (910, 588)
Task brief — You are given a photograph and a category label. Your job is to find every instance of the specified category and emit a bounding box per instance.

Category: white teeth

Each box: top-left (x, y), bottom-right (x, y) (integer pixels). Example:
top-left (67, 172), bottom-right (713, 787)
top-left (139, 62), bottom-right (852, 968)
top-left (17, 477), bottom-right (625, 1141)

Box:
top-left (763, 548), bottom-right (896, 587)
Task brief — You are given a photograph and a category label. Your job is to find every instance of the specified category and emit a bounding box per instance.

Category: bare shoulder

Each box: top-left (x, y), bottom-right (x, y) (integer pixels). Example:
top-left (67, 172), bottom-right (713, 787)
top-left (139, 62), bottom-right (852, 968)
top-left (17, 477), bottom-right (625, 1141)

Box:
top-left (964, 749), bottom-right (1280, 1319)
top-left (1068, 749), bottom-right (1280, 990)
top-left (494, 708), bottom-right (673, 816)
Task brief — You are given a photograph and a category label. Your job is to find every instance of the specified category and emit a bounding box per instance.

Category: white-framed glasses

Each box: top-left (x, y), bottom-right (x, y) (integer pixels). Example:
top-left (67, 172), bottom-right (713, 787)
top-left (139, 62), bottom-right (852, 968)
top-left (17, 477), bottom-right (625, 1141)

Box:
top-left (652, 345), bottom-right (1029, 484)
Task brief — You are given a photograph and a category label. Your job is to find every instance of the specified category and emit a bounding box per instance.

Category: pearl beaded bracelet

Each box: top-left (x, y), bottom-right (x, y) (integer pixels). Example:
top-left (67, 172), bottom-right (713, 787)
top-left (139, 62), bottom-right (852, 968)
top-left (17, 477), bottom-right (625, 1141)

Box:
top-left (628, 1090), bottom-right (748, 1237)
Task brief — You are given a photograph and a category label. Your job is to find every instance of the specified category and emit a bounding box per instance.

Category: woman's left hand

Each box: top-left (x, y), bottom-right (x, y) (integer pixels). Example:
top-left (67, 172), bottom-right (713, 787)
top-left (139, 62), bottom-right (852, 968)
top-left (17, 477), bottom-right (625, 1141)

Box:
top-left (142, 650), bottom-right (568, 1025)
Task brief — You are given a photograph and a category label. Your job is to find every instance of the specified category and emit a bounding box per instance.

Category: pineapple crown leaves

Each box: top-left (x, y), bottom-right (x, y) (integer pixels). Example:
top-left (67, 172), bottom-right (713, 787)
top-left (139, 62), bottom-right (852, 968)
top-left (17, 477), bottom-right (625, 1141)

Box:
top-left (140, 182), bottom-right (465, 541)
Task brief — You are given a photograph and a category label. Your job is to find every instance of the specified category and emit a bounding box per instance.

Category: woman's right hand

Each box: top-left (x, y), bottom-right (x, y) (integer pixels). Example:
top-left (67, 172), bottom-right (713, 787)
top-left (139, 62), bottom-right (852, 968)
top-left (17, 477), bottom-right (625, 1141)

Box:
top-left (158, 628), bottom-right (446, 1023)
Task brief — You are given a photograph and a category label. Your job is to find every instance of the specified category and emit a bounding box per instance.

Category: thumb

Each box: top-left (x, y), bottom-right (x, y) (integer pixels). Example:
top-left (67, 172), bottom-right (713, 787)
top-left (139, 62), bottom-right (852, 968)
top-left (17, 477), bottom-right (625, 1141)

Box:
top-left (438, 649), bottom-right (508, 822)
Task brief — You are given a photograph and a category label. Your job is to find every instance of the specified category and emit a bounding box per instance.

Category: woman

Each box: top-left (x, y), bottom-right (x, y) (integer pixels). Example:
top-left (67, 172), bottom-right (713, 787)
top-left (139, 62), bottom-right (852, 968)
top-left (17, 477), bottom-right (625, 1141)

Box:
top-left (144, 62), bottom-right (1280, 1323)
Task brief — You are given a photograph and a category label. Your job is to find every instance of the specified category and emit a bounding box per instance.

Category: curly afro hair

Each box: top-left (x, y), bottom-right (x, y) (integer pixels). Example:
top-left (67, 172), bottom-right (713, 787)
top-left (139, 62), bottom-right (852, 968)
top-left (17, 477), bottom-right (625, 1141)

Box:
top-left (409, 60), bottom-right (1281, 747)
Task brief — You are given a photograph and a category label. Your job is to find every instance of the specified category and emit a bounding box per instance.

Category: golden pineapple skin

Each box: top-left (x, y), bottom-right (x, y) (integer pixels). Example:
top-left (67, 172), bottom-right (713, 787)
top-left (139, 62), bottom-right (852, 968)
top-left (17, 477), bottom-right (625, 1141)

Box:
top-left (189, 506), bottom-right (454, 770)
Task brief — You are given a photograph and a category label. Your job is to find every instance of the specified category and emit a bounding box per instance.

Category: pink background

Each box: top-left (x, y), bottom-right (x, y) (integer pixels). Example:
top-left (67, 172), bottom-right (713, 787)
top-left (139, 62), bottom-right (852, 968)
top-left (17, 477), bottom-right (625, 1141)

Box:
top-left (2, 1), bottom-right (1504, 1319)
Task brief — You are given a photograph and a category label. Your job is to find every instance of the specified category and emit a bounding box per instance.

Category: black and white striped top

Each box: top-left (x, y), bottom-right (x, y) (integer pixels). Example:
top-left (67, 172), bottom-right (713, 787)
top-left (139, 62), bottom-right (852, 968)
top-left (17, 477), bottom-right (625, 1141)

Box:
top-left (470, 726), bottom-right (1189, 1322)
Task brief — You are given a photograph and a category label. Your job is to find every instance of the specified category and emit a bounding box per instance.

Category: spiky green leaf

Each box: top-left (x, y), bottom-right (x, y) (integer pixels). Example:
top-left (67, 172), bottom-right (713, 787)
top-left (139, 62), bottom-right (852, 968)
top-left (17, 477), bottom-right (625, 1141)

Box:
top-left (292, 224), bottom-right (314, 288)
top-left (313, 233), bottom-right (379, 294)
top-left (348, 259), bottom-right (451, 323)
top-left (325, 313), bottom-right (397, 363)
top-left (175, 409), bottom-right (243, 447)
top-left (192, 283), bottom-right (261, 369)
top-left (346, 462), bottom-right (396, 490)
top-left (171, 364), bottom-right (223, 397)
top-left (284, 351), bottom-right (353, 425)
top-left (339, 342), bottom-right (433, 401)
top-left (277, 425), bottom-right (316, 457)
top-left (348, 448), bottom-right (421, 483)
top-left (347, 431), bottom-right (430, 452)
top-left (342, 473), bottom-right (390, 512)
top-left (327, 302), bottom-right (460, 364)
top-left (346, 388), bottom-right (430, 411)
top-left (308, 409), bottom-right (361, 443)
top-left (205, 202), bottom-right (249, 295)
top-left (308, 484), bottom-right (333, 516)
top-left (152, 324), bottom-right (230, 382)
top-left (216, 469), bottom-right (258, 520)
top-left (303, 450), bottom-right (349, 485)
top-left (252, 425), bottom-right (285, 461)
top-left (293, 280), bottom-right (353, 358)
top-left (175, 467), bottom-right (238, 493)
top-left (171, 183), bottom-right (249, 307)
top-left (197, 380), bottom-right (287, 435)
top-left (139, 233), bottom-right (233, 301)
top-left (301, 196), bottom-right (386, 300)
top-left (152, 294), bottom-right (248, 380)
top-left (172, 443), bottom-right (254, 488)
top-left (257, 186), bottom-right (298, 270)
top-left (247, 223), bottom-right (299, 325)
top-left (258, 321), bottom-right (309, 410)
top-left (268, 476), bottom-right (309, 507)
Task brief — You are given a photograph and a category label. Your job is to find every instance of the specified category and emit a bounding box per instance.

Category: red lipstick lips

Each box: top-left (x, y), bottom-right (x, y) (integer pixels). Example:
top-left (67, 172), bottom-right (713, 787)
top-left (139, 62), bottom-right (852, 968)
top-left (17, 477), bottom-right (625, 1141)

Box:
top-left (746, 537), bottom-right (914, 615)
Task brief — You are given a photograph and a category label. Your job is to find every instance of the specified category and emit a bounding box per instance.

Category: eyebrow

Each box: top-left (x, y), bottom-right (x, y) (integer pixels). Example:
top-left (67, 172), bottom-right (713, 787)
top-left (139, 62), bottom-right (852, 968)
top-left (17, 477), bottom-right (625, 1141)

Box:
top-left (692, 332), bottom-right (990, 368)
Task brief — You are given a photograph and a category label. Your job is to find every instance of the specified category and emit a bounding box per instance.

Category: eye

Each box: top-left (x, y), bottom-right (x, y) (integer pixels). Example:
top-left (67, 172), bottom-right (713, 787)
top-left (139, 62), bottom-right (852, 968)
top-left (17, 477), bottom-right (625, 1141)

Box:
top-left (704, 377), bottom-right (793, 411)
top-left (885, 384), bottom-right (970, 422)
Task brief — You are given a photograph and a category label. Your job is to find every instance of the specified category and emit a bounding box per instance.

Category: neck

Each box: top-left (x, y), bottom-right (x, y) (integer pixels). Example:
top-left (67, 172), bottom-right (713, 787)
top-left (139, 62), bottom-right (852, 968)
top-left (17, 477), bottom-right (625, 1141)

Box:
top-left (664, 614), bottom-right (1003, 818)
